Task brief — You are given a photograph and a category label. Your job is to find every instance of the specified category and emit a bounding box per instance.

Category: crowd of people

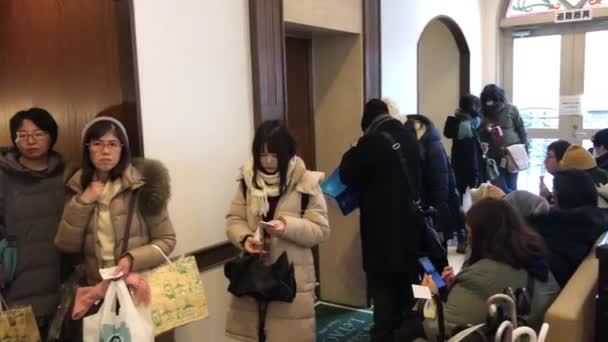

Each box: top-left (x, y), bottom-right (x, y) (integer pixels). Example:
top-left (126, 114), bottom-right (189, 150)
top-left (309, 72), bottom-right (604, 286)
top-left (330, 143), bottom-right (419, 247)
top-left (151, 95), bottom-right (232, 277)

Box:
top-left (3, 84), bottom-right (608, 342)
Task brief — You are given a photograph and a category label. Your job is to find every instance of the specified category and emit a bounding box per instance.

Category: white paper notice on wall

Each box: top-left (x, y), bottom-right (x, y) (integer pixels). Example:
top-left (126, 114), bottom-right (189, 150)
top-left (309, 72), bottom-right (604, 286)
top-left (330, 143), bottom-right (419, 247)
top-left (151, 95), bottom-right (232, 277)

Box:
top-left (559, 95), bottom-right (583, 116)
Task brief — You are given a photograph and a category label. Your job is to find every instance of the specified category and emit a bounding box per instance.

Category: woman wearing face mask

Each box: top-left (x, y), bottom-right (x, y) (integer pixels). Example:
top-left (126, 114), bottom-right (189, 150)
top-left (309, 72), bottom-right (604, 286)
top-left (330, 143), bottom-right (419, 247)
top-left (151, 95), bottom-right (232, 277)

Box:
top-left (446, 94), bottom-right (485, 197)
top-left (225, 120), bottom-right (330, 342)
top-left (479, 84), bottom-right (529, 193)
top-left (0, 108), bottom-right (68, 339)
top-left (55, 116), bottom-right (176, 286)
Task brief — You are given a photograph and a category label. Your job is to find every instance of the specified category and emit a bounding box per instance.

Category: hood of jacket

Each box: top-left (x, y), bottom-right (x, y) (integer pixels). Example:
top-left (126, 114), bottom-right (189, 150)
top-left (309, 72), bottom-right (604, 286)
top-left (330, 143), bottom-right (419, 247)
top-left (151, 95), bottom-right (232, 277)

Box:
top-left (406, 114), bottom-right (442, 146)
top-left (66, 158), bottom-right (170, 217)
top-left (529, 206), bottom-right (608, 241)
top-left (0, 146), bottom-right (64, 179)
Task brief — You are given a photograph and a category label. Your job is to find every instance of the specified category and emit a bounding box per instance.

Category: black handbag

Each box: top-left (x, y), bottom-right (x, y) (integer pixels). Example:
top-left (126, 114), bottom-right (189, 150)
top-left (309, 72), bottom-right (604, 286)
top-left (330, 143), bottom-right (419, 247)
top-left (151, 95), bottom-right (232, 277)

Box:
top-left (443, 116), bottom-right (461, 139)
top-left (224, 251), bottom-right (296, 303)
top-left (379, 132), bottom-right (449, 270)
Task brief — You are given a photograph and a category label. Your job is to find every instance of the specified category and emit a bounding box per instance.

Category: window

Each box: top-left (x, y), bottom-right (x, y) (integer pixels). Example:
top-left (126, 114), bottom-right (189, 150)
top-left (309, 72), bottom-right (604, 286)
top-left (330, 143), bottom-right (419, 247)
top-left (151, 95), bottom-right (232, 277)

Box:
top-left (513, 35), bottom-right (561, 129)
top-left (583, 30), bottom-right (608, 129)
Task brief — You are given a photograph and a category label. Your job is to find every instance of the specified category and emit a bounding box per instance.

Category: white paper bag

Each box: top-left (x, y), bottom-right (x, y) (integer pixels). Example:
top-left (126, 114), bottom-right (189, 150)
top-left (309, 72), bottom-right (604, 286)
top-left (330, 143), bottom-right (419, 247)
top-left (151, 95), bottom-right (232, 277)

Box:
top-left (83, 280), bottom-right (154, 342)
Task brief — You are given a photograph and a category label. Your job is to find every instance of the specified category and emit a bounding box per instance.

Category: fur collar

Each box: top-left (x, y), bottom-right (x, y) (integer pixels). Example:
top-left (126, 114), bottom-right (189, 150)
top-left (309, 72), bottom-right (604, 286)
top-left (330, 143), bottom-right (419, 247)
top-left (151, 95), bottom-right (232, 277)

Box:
top-left (66, 158), bottom-right (170, 216)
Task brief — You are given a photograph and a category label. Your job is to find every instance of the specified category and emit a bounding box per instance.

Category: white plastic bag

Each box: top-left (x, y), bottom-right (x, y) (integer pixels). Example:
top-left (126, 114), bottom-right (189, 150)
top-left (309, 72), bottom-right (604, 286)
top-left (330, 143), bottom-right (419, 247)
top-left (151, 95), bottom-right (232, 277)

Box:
top-left (83, 280), bottom-right (154, 342)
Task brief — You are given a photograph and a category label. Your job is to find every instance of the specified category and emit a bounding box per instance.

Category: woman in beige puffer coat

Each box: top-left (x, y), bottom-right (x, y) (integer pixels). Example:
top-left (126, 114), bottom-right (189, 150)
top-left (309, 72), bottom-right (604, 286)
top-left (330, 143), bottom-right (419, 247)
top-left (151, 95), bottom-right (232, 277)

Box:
top-left (225, 120), bottom-right (330, 342)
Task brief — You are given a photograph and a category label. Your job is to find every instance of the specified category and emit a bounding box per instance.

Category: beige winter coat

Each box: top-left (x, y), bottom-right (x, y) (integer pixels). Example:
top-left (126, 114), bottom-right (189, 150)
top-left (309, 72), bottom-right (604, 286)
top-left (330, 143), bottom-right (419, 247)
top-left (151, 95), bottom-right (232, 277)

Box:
top-left (55, 159), bottom-right (176, 285)
top-left (225, 158), bottom-right (330, 342)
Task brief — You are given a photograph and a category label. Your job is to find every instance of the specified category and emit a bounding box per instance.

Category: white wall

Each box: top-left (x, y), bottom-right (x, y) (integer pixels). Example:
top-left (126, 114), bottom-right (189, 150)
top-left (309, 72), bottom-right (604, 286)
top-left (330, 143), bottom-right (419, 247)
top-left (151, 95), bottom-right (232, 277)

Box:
top-left (419, 20), bottom-right (460, 151)
top-left (131, 0), bottom-right (254, 254)
top-left (382, 0), bottom-right (483, 114)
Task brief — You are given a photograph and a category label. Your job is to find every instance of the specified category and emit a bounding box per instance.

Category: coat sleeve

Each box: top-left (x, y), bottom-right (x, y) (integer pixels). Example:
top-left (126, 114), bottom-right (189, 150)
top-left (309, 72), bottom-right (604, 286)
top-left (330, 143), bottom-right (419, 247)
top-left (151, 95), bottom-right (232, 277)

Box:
top-left (54, 195), bottom-right (96, 253)
top-left (280, 188), bottom-right (330, 248)
top-left (339, 136), bottom-right (377, 187)
top-left (425, 142), bottom-right (451, 231)
top-left (423, 267), bottom-right (491, 340)
top-left (512, 106), bottom-right (529, 149)
top-left (128, 206), bottom-right (177, 272)
top-left (225, 182), bottom-right (253, 248)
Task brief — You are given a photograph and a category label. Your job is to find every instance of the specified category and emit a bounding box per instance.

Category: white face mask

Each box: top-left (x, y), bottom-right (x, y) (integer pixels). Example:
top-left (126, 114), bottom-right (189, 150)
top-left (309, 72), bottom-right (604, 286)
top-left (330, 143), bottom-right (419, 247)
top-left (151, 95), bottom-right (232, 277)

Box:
top-left (485, 100), bottom-right (495, 106)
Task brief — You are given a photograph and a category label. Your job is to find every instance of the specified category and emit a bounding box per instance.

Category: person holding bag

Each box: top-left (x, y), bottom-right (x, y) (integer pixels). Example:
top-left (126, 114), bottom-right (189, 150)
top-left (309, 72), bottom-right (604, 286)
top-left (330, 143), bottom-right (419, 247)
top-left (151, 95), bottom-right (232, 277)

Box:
top-left (479, 84), bottom-right (529, 194)
top-left (54, 117), bottom-right (176, 341)
top-left (225, 120), bottom-right (329, 342)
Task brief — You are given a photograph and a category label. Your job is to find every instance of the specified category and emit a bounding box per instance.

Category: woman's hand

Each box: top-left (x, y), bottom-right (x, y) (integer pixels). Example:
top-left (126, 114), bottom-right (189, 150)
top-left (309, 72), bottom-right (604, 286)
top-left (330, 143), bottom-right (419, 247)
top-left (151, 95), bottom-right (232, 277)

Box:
top-left (263, 219), bottom-right (286, 237)
top-left (243, 236), bottom-right (265, 254)
top-left (441, 266), bottom-right (456, 287)
top-left (113, 256), bottom-right (133, 277)
top-left (421, 274), bottom-right (439, 295)
top-left (79, 181), bottom-right (105, 204)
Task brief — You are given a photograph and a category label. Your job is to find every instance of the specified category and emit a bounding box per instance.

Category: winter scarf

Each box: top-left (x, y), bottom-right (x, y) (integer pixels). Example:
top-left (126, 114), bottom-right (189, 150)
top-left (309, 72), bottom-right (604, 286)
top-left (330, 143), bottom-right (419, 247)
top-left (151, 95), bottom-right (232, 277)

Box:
top-left (241, 157), bottom-right (300, 217)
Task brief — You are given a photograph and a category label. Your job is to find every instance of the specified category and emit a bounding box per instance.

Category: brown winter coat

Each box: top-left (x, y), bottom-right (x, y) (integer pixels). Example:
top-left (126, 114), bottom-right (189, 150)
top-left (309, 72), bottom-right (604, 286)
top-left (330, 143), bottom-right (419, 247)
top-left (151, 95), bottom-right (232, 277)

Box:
top-left (0, 149), bottom-right (68, 319)
top-left (55, 159), bottom-right (176, 285)
top-left (225, 158), bottom-right (330, 342)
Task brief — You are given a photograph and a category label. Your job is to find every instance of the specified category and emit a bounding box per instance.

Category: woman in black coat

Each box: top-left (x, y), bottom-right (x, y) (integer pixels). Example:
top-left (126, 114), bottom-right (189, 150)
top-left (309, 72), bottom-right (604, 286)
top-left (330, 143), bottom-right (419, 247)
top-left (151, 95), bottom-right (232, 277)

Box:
top-left (405, 114), bottom-right (466, 251)
top-left (444, 94), bottom-right (486, 196)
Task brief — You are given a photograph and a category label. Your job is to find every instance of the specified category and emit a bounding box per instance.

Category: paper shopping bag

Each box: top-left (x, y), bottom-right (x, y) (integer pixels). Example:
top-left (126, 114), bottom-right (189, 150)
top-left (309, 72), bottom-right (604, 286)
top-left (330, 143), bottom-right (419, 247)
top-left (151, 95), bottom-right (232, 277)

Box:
top-left (0, 303), bottom-right (40, 342)
top-left (145, 253), bottom-right (208, 335)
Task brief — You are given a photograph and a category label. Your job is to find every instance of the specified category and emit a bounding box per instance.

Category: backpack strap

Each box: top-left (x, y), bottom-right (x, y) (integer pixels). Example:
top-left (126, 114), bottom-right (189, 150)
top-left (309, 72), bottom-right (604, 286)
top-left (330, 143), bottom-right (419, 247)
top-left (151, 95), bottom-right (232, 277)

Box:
top-left (240, 178), bottom-right (309, 218)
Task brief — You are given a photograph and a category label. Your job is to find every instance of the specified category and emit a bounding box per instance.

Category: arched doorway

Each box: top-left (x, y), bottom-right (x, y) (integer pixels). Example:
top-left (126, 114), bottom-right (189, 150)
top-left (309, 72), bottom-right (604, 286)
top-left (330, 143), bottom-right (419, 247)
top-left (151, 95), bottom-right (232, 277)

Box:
top-left (417, 16), bottom-right (470, 151)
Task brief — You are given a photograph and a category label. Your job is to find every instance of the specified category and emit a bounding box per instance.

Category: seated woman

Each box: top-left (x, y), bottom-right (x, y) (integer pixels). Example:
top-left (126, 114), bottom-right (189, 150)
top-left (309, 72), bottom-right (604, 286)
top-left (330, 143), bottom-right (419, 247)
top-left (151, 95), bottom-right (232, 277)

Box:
top-left (55, 116), bottom-right (176, 285)
top-left (421, 198), bottom-right (559, 341)
top-left (528, 169), bottom-right (608, 286)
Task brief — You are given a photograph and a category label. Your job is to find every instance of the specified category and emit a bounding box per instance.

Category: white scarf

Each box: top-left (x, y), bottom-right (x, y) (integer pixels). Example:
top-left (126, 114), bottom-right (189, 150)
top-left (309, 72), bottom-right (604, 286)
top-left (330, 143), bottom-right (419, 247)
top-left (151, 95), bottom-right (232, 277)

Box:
top-left (242, 157), bottom-right (299, 217)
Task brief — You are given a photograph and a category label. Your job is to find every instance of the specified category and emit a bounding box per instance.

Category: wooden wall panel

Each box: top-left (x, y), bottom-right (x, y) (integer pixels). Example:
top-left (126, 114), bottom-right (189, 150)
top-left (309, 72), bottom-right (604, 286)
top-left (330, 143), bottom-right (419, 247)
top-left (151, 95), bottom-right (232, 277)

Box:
top-left (0, 0), bottom-right (140, 163)
top-left (249, 0), bottom-right (286, 127)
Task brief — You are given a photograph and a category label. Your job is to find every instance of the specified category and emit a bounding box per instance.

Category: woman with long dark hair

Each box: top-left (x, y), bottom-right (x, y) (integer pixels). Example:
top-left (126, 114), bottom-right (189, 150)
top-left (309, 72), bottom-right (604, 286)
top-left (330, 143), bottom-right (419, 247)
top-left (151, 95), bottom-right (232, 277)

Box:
top-left (224, 120), bottom-right (329, 342)
top-left (421, 198), bottom-right (559, 340)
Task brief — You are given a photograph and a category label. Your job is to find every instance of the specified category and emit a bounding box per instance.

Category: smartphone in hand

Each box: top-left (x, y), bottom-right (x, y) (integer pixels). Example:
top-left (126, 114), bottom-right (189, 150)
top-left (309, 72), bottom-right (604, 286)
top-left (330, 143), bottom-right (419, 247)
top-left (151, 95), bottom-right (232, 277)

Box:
top-left (418, 257), bottom-right (447, 289)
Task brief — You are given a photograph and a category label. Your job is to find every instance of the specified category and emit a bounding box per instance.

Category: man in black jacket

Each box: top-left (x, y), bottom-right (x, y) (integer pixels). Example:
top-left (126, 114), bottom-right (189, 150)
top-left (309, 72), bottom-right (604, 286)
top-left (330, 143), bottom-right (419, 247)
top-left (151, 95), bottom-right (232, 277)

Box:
top-left (339, 99), bottom-right (422, 342)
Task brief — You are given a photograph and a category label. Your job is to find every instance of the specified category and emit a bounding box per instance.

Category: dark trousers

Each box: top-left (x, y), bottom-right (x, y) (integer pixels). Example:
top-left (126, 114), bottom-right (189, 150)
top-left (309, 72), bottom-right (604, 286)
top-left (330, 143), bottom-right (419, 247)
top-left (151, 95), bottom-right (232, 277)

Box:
top-left (368, 272), bottom-right (422, 342)
top-left (491, 168), bottom-right (518, 194)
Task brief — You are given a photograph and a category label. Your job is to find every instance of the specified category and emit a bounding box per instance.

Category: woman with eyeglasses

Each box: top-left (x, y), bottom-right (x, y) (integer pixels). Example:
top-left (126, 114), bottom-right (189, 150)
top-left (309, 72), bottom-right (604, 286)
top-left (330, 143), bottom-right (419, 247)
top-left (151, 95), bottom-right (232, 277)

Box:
top-left (0, 108), bottom-right (69, 339)
top-left (55, 116), bottom-right (176, 287)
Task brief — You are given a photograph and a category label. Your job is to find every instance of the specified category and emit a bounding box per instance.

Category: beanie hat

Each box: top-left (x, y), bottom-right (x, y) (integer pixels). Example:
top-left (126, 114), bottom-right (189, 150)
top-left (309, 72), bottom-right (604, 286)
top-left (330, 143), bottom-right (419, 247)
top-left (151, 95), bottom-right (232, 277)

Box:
top-left (560, 145), bottom-right (596, 171)
top-left (80, 116), bottom-right (129, 149)
top-left (469, 183), bottom-right (505, 204)
top-left (504, 190), bottom-right (550, 218)
top-left (361, 99), bottom-right (389, 131)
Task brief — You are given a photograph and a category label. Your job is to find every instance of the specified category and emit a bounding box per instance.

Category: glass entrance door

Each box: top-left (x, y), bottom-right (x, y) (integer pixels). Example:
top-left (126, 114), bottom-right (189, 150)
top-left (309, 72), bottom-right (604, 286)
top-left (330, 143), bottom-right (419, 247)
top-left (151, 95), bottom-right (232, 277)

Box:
top-left (506, 26), bottom-right (608, 194)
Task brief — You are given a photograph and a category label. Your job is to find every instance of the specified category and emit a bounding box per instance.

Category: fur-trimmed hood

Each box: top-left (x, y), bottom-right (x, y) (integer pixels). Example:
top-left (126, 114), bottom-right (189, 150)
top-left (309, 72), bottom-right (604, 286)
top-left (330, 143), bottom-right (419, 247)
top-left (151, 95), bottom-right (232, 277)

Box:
top-left (66, 158), bottom-right (170, 216)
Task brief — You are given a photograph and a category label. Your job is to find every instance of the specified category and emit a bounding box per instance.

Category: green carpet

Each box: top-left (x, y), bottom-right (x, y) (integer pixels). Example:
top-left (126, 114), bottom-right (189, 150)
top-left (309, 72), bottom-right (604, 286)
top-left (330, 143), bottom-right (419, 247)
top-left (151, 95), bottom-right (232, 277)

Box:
top-left (316, 302), bottom-right (373, 342)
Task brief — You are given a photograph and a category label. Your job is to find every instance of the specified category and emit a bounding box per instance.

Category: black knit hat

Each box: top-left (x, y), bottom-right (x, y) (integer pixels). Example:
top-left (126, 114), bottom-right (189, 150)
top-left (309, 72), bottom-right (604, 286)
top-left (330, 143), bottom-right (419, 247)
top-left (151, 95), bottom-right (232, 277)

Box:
top-left (593, 128), bottom-right (608, 149)
top-left (9, 108), bottom-right (59, 149)
top-left (459, 94), bottom-right (481, 117)
top-left (361, 99), bottom-right (389, 131)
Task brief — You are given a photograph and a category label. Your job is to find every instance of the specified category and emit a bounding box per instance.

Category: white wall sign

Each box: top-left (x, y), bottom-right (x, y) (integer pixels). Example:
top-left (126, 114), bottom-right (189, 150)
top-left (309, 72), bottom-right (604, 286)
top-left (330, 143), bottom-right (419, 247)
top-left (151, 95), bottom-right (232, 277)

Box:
top-left (559, 95), bottom-right (583, 116)
top-left (555, 9), bottom-right (593, 23)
